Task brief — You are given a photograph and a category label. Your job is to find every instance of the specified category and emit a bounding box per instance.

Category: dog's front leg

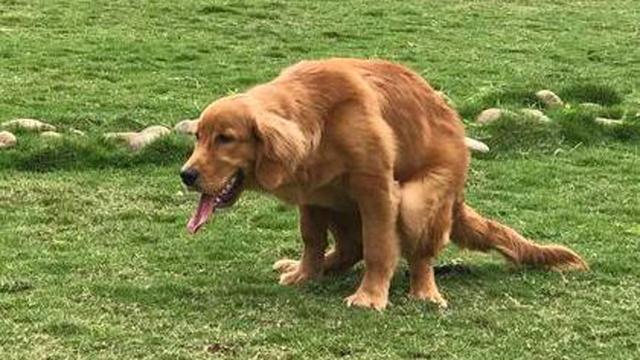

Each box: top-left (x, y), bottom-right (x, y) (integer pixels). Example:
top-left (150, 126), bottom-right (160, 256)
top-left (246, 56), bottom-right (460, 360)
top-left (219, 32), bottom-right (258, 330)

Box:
top-left (345, 175), bottom-right (399, 310)
top-left (274, 205), bottom-right (329, 285)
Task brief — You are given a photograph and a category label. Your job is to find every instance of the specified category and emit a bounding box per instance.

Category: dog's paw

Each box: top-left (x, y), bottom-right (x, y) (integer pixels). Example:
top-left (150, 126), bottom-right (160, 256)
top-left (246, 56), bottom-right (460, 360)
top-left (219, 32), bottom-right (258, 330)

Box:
top-left (272, 258), bottom-right (300, 274)
top-left (409, 289), bottom-right (448, 309)
top-left (345, 289), bottom-right (388, 311)
top-left (278, 268), bottom-right (314, 286)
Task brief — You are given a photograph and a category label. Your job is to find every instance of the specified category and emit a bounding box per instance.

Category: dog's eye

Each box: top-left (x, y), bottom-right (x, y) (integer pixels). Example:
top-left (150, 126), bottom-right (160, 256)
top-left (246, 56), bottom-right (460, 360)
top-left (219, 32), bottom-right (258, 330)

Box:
top-left (215, 134), bottom-right (234, 145)
top-left (195, 131), bottom-right (201, 141)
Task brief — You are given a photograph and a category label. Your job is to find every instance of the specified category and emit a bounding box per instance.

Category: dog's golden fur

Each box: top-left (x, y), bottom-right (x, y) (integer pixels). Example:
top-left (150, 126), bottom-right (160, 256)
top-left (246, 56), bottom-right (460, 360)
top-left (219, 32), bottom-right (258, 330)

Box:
top-left (183, 58), bottom-right (587, 310)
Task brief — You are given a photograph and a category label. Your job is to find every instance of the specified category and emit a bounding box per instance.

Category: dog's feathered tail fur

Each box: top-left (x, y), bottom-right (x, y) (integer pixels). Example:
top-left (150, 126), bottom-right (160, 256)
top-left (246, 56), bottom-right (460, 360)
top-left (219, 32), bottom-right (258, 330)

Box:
top-left (451, 202), bottom-right (588, 271)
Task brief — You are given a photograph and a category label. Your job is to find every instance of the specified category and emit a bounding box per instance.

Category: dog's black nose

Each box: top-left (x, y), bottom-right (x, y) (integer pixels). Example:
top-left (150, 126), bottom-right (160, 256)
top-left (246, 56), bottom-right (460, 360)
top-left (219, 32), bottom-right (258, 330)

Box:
top-left (180, 168), bottom-right (199, 186)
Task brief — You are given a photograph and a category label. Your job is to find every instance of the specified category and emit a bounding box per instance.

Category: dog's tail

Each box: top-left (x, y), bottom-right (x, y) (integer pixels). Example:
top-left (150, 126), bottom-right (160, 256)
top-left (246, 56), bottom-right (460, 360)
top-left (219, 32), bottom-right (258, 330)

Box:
top-left (451, 202), bottom-right (588, 271)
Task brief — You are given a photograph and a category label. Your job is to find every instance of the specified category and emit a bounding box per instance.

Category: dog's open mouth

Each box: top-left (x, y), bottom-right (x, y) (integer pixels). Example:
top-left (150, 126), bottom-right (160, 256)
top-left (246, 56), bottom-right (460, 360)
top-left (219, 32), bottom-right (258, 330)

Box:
top-left (187, 171), bottom-right (244, 234)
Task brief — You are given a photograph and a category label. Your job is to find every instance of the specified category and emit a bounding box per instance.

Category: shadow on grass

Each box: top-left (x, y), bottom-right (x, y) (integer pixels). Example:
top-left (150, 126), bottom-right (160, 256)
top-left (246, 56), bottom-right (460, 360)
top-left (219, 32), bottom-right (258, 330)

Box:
top-left (467, 108), bottom-right (640, 157)
top-left (458, 82), bottom-right (626, 120)
top-left (0, 134), bottom-right (193, 172)
top-left (0, 279), bottom-right (34, 294)
top-left (558, 83), bottom-right (624, 106)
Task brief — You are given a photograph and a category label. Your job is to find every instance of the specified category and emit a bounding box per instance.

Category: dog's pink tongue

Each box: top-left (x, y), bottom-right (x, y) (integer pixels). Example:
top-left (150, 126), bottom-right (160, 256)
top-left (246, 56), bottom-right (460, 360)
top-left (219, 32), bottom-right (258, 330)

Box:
top-left (187, 194), bottom-right (217, 234)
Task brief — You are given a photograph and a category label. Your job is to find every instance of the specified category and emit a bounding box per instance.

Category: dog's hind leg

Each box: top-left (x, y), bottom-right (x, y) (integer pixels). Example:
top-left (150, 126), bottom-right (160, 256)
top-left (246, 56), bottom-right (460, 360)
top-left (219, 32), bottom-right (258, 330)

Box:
top-left (398, 171), bottom-right (456, 308)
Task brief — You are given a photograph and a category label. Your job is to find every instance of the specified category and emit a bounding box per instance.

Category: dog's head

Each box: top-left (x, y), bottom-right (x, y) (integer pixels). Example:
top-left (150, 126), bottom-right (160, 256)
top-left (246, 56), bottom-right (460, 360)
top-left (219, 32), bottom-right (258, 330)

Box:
top-left (180, 95), bottom-right (309, 233)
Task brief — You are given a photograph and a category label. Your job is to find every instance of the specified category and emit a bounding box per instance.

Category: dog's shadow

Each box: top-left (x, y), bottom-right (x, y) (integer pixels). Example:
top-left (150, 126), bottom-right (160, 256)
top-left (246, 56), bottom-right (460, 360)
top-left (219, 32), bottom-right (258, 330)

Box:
top-left (299, 260), bottom-right (580, 304)
top-left (301, 262), bottom-right (477, 299)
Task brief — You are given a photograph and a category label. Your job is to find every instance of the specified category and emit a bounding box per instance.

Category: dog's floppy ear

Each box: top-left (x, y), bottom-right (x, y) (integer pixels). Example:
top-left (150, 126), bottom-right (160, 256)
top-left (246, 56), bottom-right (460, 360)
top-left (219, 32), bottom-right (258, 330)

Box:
top-left (254, 112), bottom-right (309, 190)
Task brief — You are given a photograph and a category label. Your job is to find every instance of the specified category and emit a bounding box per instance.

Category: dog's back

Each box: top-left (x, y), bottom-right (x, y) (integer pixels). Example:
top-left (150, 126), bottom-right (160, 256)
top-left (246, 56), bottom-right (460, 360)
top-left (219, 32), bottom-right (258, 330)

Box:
top-left (269, 58), bottom-right (469, 183)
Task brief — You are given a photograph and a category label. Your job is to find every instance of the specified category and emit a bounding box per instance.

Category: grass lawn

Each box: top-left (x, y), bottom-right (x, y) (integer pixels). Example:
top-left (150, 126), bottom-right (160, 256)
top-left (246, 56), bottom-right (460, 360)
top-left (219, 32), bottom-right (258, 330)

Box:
top-left (1, 0), bottom-right (639, 358)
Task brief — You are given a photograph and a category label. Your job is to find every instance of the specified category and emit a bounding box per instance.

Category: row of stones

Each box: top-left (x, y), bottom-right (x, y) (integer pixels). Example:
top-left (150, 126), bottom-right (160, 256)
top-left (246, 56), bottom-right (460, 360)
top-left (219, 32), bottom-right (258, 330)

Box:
top-left (0, 118), bottom-right (198, 150)
top-left (475, 90), bottom-right (624, 125)
top-left (1, 89), bottom-right (622, 152)
top-left (0, 117), bottom-right (490, 154)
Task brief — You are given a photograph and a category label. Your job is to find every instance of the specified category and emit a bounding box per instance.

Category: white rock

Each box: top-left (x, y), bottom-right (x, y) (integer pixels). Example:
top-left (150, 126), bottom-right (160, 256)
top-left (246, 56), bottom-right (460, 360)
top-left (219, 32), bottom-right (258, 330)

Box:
top-left (535, 90), bottom-right (564, 109)
top-left (41, 131), bottom-right (63, 139)
top-left (128, 134), bottom-right (165, 151)
top-left (476, 108), bottom-right (504, 124)
top-left (464, 137), bottom-right (490, 153)
top-left (578, 102), bottom-right (603, 111)
top-left (130, 126), bottom-right (171, 151)
top-left (140, 125), bottom-right (171, 136)
top-left (104, 132), bottom-right (137, 141)
top-left (174, 119), bottom-right (199, 135)
top-left (70, 128), bottom-right (86, 136)
top-left (595, 117), bottom-right (623, 126)
top-left (1, 118), bottom-right (56, 132)
top-left (0, 131), bottom-right (17, 149)
top-left (520, 109), bottom-right (551, 122)
top-left (105, 126), bottom-right (170, 150)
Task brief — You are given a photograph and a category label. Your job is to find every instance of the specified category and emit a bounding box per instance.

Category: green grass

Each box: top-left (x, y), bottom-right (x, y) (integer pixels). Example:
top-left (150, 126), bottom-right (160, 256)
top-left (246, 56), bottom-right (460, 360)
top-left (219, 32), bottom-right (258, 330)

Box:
top-left (1, 0), bottom-right (640, 358)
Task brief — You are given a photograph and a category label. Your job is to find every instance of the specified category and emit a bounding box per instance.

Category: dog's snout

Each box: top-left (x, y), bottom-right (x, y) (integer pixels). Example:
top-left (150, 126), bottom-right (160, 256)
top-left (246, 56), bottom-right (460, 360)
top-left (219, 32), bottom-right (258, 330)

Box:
top-left (180, 167), bottom-right (199, 187)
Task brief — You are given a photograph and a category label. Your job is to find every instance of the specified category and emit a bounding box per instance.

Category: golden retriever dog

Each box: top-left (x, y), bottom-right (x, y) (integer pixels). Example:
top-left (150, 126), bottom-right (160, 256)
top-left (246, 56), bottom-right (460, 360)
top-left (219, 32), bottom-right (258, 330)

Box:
top-left (180, 58), bottom-right (587, 310)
